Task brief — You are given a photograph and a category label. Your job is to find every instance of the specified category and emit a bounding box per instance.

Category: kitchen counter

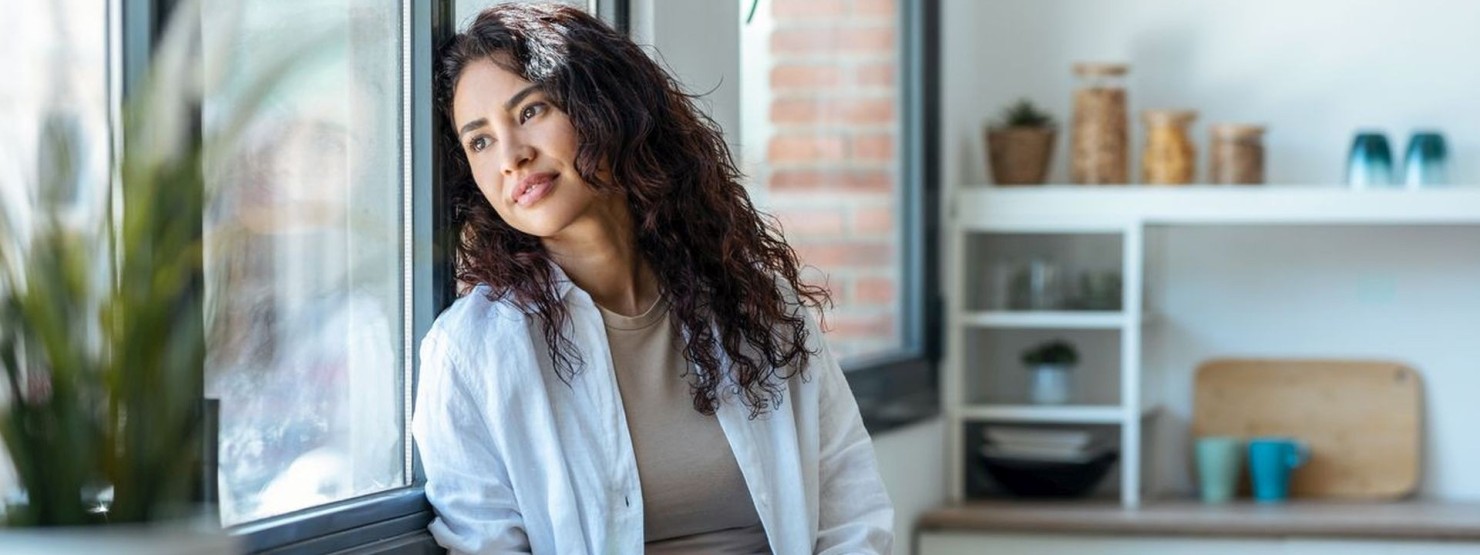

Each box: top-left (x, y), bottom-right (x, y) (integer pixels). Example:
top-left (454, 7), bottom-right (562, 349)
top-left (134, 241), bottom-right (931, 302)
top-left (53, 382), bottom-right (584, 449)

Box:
top-left (918, 500), bottom-right (1480, 541)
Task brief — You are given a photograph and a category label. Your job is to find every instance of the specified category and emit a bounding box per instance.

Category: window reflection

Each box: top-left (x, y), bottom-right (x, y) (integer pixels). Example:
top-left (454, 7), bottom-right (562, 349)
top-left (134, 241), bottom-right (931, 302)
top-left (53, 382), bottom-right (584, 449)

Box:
top-left (202, 0), bottom-right (406, 525)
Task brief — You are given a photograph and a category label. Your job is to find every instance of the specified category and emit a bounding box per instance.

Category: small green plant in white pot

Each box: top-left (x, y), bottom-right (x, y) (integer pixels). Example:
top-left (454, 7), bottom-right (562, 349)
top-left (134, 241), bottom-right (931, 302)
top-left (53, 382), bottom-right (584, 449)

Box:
top-left (1022, 340), bottom-right (1078, 404)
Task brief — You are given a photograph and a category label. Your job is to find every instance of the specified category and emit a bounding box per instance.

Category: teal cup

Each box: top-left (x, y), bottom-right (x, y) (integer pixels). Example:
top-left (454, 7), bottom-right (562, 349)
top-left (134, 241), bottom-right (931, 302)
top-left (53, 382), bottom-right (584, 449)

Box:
top-left (1249, 437), bottom-right (1308, 503)
top-left (1195, 436), bottom-right (1242, 503)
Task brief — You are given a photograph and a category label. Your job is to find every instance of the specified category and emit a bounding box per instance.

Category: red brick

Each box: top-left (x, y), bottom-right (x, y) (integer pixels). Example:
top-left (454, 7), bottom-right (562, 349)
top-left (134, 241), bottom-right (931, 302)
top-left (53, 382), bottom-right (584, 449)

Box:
top-left (851, 133), bottom-right (895, 161)
top-left (770, 98), bottom-right (820, 125)
top-left (770, 27), bottom-right (896, 55)
top-left (773, 207), bottom-right (846, 236)
top-left (767, 136), bottom-right (845, 162)
top-left (837, 97), bottom-right (895, 124)
top-left (769, 169), bottom-right (892, 192)
top-left (770, 97), bottom-right (895, 125)
top-left (819, 313), bottom-right (895, 337)
top-left (854, 276), bottom-right (896, 304)
top-left (774, 0), bottom-right (847, 18)
top-left (856, 62), bottom-right (896, 87)
top-left (793, 241), bottom-right (893, 267)
top-left (771, 64), bottom-right (843, 89)
top-left (853, 207), bottom-right (895, 233)
top-left (852, 0), bottom-right (896, 17)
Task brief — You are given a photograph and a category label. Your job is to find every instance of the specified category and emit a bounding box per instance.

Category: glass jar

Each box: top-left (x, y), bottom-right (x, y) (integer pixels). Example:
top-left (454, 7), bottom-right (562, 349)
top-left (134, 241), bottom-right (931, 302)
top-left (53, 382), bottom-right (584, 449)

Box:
top-left (1141, 109), bottom-right (1198, 185)
top-left (1209, 124), bottom-right (1266, 185)
top-left (1071, 63), bottom-right (1129, 185)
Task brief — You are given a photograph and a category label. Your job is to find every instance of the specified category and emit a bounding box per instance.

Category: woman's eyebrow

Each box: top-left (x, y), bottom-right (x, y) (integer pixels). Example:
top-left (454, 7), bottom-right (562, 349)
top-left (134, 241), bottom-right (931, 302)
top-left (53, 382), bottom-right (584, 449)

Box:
top-left (458, 118), bottom-right (488, 139)
top-left (457, 85), bottom-right (541, 139)
top-left (503, 85), bottom-right (541, 112)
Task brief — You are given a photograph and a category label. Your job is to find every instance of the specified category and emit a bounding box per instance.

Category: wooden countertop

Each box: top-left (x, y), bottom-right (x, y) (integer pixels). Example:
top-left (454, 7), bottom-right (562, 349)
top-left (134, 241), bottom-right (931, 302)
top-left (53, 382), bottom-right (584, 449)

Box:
top-left (918, 500), bottom-right (1480, 541)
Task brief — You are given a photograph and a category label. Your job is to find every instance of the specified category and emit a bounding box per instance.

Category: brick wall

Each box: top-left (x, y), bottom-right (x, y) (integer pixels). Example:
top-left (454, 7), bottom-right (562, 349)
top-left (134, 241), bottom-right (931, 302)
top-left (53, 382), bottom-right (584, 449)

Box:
top-left (763, 0), bottom-right (900, 360)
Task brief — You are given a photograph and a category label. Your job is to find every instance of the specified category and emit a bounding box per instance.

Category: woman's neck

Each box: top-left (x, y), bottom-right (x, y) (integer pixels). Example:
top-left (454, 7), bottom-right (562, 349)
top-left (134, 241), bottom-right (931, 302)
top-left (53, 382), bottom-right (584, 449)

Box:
top-left (542, 196), bottom-right (658, 316)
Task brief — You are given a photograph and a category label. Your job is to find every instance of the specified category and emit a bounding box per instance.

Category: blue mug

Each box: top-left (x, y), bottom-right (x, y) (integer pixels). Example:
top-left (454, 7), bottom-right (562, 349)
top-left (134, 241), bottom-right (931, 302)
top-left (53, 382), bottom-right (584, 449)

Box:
top-left (1346, 131), bottom-right (1395, 189)
top-left (1403, 131), bottom-right (1448, 188)
top-left (1248, 437), bottom-right (1308, 502)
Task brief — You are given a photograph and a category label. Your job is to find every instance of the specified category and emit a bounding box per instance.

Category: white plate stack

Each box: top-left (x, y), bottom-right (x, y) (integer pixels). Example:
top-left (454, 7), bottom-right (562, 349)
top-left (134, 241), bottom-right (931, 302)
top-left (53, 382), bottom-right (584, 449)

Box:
top-left (981, 426), bottom-right (1110, 463)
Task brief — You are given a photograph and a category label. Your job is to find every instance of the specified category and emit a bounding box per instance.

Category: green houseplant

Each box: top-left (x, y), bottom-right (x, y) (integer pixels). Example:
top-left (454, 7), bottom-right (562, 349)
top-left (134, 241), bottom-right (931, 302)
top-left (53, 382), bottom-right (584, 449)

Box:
top-left (986, 98), bottom-right (1058, 186)
top-left (1021, 339), bottom-right (1077, 405)
top-left (0, 0), bottom-right (311, 541)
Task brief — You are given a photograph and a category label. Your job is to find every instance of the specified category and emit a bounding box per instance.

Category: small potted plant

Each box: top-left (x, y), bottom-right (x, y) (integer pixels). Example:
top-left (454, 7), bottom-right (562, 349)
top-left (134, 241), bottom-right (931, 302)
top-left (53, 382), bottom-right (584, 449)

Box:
top-left (1021, 339), bottom-right (1078, 404)
top-left (986, 98), bottom-right (1057, 185)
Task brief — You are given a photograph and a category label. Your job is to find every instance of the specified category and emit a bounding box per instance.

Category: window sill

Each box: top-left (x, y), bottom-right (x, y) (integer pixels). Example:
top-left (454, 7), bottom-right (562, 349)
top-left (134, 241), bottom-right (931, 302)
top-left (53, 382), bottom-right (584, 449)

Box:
top-left (232, 487), bottom-right (432, 554)
top-left (846, 354), bottom-right (941, 436)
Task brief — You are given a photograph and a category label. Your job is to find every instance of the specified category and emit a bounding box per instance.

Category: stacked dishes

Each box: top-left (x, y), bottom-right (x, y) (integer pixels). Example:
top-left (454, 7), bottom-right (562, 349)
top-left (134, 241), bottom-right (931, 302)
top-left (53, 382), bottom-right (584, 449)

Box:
top-left (979, 426), bottom-right (1118, 498)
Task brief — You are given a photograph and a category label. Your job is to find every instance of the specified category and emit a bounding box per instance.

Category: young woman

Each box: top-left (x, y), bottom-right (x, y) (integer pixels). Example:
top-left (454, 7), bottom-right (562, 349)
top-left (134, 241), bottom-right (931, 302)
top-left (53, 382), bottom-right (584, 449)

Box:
top-left (412, 4), bottom-right (894, 553)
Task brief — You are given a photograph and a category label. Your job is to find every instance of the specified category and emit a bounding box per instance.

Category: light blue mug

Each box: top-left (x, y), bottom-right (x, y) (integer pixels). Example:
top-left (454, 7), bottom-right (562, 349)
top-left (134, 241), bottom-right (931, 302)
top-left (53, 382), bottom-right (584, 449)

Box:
top-left (1248, 437), bottom-right (1308, 502)
top-left (1195, 436), bottom-right (1242, 504)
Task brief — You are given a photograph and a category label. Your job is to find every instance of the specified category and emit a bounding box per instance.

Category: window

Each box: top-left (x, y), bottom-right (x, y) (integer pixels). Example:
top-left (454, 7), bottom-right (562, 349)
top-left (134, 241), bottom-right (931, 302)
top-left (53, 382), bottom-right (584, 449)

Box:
top-left (737, 0), bottom-right (941, 431)
top-left (201, 0), bottom-right (409, 527)
top-left (0, 1), bottom-right (112, 273)
top-left (457, 0), bottom-right (589, 23)
top-left (0, 0), bottom-right (112, 504)
top-left (739, 0), bottom-right (908, 365)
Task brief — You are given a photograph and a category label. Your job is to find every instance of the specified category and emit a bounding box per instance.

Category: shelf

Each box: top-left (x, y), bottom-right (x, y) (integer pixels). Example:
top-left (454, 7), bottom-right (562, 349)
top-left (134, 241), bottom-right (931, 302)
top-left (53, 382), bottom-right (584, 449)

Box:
top-left (919, 499), bottom-right (1480, 542)
top-left (960, 404), bottom-right (1157, 424)
top-left (958, 186), bottom-right (1480, 231)
top-left (960, 310), bottom-right (1135, 329)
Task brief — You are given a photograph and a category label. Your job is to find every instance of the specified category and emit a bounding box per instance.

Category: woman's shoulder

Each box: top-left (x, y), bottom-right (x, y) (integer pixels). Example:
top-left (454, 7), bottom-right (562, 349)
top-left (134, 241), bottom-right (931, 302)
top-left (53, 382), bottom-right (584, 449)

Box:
top-left (423, 284), bottom-right (533, 370)
top-left (432, 284), bottom-right (524, 330)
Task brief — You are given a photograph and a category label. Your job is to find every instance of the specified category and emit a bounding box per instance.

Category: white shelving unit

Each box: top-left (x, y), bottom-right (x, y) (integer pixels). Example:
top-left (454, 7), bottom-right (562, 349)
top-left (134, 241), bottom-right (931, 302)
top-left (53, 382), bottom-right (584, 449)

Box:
top-left (959, 404), bottom-right (1158, 424)
top-left (944, 185), bottom-right (1480, 508)
top-left (961, 311), bottom-right (1133, 329)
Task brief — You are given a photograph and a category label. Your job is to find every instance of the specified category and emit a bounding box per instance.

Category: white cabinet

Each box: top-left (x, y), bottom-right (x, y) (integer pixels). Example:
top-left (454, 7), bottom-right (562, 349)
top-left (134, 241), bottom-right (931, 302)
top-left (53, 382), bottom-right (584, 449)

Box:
top-left (943, 186), bottom-right (1480, 506)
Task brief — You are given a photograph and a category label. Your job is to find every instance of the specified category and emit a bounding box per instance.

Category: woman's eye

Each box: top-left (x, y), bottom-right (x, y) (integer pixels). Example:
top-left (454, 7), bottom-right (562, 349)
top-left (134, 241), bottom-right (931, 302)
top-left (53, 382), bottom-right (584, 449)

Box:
top-left (468, 136), bottom-right (490, 153)
top-left (519, 103), bottom-right (546, 124)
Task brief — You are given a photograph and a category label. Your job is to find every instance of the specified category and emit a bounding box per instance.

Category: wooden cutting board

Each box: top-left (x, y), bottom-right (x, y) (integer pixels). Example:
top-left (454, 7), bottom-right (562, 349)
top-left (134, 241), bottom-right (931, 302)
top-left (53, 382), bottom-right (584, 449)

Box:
top-left (1192, 358), bottom-right (1422, 499)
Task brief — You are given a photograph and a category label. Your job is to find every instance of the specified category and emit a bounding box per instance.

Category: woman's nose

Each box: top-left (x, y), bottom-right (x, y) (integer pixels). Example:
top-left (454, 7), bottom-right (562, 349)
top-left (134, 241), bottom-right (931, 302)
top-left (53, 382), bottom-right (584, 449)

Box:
top-left (499, 138), bottom-right (534, 175)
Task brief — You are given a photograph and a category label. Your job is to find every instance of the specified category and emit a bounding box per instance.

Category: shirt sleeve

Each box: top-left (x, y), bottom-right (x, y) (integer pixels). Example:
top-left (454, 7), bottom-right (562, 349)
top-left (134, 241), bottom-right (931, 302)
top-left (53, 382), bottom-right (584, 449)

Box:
top-left (412, 329), bottom-right (532, 555)
top-left (806, 310), bottom-right (897, 554)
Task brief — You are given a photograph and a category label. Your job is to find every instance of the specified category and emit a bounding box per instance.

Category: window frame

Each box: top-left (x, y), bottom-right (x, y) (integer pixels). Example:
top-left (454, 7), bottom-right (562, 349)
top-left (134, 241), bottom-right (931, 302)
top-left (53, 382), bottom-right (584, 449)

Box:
top-left (833, 0), bottom-right (943, 436)
top-left (119, 0), bottom-right (455, 551)
top-left (226, 0), bottom-right (454, 551)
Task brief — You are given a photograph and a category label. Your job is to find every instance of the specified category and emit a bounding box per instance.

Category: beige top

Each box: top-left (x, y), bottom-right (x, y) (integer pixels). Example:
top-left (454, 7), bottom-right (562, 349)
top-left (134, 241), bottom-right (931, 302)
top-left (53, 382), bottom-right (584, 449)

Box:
top-left (599, 296), bottom-right (771, 554)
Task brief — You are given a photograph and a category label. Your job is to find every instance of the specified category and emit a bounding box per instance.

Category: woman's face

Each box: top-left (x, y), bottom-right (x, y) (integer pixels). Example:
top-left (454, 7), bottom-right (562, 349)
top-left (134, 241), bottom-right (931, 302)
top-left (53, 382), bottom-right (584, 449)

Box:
top-left (451, 58), bottom-right (603, 239)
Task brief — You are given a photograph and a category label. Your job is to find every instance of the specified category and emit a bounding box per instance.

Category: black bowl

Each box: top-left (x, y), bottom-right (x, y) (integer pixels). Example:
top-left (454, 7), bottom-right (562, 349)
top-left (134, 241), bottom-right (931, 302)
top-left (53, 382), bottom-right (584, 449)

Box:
top-left (979, 450), bottom-right (1118, 498)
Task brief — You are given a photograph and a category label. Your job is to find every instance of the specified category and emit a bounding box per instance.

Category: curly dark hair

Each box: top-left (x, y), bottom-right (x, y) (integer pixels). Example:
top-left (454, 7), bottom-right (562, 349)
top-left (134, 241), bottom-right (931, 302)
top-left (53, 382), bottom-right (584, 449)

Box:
top-left (435, 4), bottom-right (831, 417)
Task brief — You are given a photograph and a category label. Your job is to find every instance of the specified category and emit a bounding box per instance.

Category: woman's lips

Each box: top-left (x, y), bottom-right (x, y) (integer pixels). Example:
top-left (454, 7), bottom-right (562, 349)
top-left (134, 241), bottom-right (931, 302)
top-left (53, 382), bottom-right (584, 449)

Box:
top-left (514, 173), bottom-right (556, 207)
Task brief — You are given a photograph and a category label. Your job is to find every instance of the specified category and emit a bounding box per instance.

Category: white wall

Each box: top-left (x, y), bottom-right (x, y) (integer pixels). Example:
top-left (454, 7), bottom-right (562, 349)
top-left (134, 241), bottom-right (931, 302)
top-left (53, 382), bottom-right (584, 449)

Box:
top-left (944, 0), bottom-right (1480, 501)
top-left (872, 418), bottom-right (947, 555)
top-left (1142, 225), bottom-right (1480, 499)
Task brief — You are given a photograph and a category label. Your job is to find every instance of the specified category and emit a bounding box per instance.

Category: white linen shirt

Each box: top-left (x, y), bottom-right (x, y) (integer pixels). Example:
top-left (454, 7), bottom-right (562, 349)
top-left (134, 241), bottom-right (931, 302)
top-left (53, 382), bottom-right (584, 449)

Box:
top-left (411, 270), bottom-right (895, 554)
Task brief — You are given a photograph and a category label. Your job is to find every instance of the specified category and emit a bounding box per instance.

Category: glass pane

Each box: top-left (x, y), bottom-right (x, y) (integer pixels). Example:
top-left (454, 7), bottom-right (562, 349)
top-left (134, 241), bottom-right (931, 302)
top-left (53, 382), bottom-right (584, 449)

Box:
top-left (203, 0), bottom-right (407, 526)
top-left (0, 0), bottom-right (111, 504)
top-left (740, 0), bottom-right (904, 363)
top-left (456, 0), bottom-right (589, 26)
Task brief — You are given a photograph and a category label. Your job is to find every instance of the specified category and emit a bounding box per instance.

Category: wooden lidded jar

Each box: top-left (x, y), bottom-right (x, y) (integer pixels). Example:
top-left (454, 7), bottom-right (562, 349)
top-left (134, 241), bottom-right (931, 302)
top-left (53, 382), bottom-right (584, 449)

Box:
top-left (1070, 62), bottom-right (1130, 185)
top-left (1209, 124), bottom-right (1266, 185)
